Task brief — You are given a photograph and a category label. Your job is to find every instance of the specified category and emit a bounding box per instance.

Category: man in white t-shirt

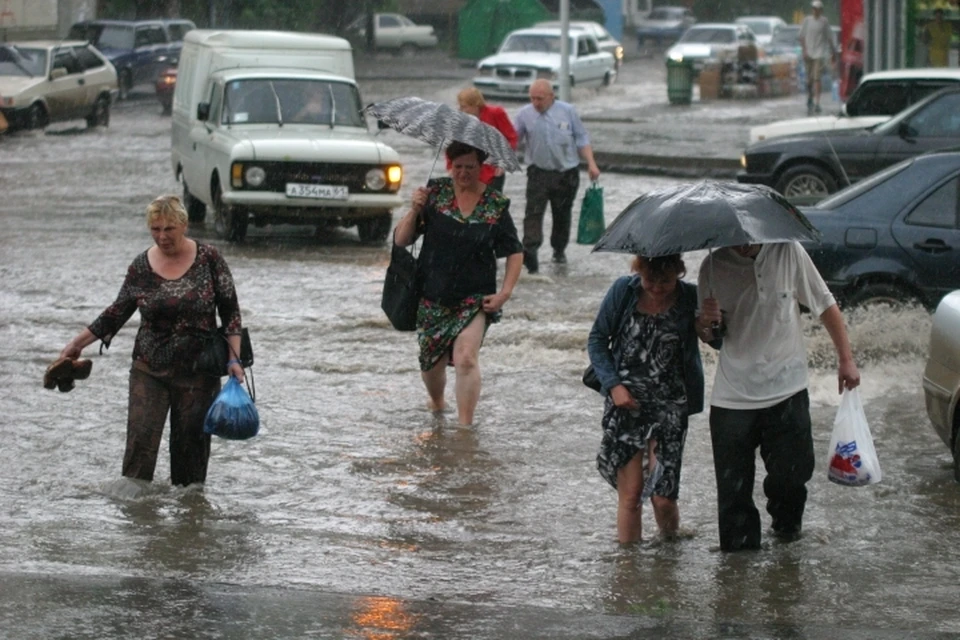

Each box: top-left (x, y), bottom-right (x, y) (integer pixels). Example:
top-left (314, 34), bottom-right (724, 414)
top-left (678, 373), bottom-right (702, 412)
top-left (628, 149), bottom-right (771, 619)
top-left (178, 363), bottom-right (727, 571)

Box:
top-left (697, 242), bottom-right (860, 552)
top-left (798, 0), bottom-right (837, 115)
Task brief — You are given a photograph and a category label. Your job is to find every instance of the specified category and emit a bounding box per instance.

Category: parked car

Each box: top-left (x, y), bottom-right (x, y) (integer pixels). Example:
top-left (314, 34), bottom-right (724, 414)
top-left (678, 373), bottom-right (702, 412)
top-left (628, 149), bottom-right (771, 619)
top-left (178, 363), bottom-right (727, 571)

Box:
top-left (345, 12), bottom-right (438, 55)
top-left (734, 15), bottom-right (787, 48)
top-left (738, 86), bottom-right (960, 200)
top-left (0, 41), bottom-right (116, 131)
top-left (635, 6), bottom-right (696, 51)
top-left (155, 54), bottom-right (177, 115)
top-left (765, 23), bottom-right (801, 56)
top-left (473, 27), bottom-right (616, 99)
top-left (923, 289), bottom-right (960, 482)
top-left (68, 18), bottom-right (195, 100)
top-left (665, 23), bottom-right (758, 75)
top-left (750, 68), bottom-right (960, 142)
top-left (535, 20), bottom-right (624, 70)
top-left (798, 151), bottom-right (960, 311)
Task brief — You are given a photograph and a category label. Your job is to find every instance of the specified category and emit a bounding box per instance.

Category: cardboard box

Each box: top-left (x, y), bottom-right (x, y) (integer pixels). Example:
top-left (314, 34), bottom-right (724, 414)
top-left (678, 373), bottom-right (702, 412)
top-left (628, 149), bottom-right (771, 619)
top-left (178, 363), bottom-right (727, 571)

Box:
top-left (699, 65), bottom-right (721, 100)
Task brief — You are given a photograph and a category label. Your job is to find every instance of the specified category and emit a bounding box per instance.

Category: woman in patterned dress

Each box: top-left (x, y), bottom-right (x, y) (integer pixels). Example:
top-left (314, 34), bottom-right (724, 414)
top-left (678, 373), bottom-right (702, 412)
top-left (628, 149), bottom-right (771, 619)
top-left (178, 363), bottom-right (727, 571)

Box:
top-left (393, 141), bottom-right (524, 425)
top-left (587, 254), bottom-right (711, 544)
top-left (59, 195), bottom-right (245, 487)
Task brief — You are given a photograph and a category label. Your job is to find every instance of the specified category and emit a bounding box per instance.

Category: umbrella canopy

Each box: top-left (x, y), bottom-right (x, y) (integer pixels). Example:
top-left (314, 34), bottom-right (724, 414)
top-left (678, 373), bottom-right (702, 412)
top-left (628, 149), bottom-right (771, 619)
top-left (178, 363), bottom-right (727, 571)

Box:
top-left (592, 181), bottom-right (821, 257)
top-left (366, 96), bottom-right (521, 172)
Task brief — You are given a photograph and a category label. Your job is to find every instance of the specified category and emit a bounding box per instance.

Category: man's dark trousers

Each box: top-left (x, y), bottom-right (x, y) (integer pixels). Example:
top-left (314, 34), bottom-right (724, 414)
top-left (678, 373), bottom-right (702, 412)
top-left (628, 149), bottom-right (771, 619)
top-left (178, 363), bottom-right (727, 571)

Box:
top-left (709, 390), bottom-right (814, 551)
top-left (522, 165), bottom-right (580, 260)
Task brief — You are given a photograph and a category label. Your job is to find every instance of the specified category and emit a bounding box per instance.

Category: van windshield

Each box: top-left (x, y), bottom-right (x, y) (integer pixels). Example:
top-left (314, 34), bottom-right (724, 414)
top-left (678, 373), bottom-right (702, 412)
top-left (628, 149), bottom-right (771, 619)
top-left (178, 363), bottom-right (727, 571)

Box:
top-left (222, 79), bottom-right (365, 127)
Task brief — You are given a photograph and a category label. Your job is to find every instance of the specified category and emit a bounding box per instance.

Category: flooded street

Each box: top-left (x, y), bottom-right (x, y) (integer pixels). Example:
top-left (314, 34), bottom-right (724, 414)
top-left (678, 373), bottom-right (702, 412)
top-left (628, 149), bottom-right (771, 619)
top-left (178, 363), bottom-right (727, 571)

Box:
top-left (2, 59), bottom-right (960, 639)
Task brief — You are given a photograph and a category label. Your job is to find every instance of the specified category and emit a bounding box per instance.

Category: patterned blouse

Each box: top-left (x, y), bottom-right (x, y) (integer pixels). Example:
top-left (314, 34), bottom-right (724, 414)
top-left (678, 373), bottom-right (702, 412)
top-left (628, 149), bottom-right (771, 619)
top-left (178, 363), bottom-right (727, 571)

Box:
top-left (416, 177), bottom-right (523, 306)
top-left (88, 242), bottom-right (242, 375)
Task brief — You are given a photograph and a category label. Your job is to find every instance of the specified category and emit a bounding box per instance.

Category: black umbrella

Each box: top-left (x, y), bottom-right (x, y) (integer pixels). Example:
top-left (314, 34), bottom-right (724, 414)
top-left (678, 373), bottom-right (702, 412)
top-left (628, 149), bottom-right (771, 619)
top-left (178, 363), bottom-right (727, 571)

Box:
top-left (365, 96), bottom-right (521, 172)
top-left (591, 181), bottom-right (821, 257)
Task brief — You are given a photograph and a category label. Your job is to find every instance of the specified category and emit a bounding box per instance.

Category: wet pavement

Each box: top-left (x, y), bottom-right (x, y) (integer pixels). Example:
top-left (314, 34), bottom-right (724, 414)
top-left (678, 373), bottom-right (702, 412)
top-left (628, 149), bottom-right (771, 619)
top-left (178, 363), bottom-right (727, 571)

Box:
top-left (354, 46), bottom-right (844, 178)
top-left (0, 48), bottom-right (955, 640)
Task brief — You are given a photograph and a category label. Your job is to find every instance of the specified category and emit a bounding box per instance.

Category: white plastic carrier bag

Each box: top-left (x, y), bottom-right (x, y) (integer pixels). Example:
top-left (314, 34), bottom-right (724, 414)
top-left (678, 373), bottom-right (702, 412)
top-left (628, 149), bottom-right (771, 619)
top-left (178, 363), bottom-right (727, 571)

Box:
top-left (826, 388), bottom-right (881, 486)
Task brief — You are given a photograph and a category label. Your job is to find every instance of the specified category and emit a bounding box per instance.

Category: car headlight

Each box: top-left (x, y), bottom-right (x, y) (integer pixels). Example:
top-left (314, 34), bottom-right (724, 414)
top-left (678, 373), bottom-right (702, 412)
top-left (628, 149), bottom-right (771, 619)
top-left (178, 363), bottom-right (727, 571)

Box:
top-left (668, 51), bottom-right (684, 62)
top-left (741, 154), bottom-right (748, 169)
top-left (476, 66), bottom-right (493, 77)
top-left (245, 165), bottom-right (266, 187)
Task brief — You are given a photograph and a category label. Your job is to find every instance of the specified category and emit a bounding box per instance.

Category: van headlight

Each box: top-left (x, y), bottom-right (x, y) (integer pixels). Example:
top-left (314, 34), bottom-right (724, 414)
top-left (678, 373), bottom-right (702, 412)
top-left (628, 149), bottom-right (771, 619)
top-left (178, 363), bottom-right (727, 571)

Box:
top-left (365, 168), bottom-right (387, 190)
top-left (245, 166), bottom-right (266, 187)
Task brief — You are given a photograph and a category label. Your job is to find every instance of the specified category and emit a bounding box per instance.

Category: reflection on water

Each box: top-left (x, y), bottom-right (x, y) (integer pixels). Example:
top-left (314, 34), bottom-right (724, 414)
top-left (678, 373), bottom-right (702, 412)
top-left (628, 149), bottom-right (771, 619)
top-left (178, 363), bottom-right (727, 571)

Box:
top-left (348, 596), bottom-right (420, 640)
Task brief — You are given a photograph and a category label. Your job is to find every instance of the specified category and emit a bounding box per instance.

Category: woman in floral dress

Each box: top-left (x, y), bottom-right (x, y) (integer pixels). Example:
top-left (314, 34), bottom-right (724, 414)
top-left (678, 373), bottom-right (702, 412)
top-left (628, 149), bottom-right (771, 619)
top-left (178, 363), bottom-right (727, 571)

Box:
top-left (587, 254), bottom-right (711, 544)
top-left (393, 141), bottom-right (523, 425)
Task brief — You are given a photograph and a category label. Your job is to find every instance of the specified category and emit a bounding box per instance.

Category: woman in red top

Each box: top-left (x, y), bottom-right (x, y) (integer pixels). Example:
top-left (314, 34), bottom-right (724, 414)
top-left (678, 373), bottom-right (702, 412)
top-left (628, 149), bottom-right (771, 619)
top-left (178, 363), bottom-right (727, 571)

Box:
top-left (456, 87), bottom-right (518, 194)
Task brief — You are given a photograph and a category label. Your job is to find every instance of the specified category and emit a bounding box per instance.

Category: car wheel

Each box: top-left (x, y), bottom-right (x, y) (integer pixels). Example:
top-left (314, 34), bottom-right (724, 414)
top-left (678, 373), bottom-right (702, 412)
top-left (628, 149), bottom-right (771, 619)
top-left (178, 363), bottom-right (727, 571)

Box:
top-left (846, 282), bottom-right (916, 310)
top-left (356, 213), bottom-right (392, 244)
top-left (213, 183), bottom-right (248, 242)
top-left (183, 180), bottom-right (207, 223)
top-left (85, 96), bottom-right (110, 128)
top-left (118, 70), bottom-right (132, 101)
top-left (775, 164), bottom-right (838, 199)
top-left (399, 43), bottom-right (417, 58)
top-left (25, 103), bottom-right (47, 130)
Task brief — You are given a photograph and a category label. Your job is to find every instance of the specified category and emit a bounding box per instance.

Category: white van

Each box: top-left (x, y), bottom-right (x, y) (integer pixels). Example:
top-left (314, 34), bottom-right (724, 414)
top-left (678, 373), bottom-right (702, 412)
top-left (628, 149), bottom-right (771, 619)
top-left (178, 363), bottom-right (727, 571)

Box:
top-left (171, 30), bottom-right (403, 242)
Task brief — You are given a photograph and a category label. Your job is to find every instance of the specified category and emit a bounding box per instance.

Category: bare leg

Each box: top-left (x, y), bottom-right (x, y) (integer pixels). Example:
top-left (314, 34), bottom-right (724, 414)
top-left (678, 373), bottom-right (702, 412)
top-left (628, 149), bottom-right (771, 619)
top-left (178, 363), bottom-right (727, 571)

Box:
top-left (451, 312), bottom-right (486, 425)
top-left (647, 438), bottom-right (658, 474)
top-left (421, 353), bottom-right (449, 412)
top-left (616, 452), bottom-right (645, 544)
top-left (652, 496), bottom-right (680, 537)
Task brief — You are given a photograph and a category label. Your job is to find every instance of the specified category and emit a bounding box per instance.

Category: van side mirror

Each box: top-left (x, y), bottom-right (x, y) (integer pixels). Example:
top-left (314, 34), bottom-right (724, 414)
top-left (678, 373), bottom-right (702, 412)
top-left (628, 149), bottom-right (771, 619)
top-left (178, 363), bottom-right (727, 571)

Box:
top-left (197, 102), bottom-right (210, 121)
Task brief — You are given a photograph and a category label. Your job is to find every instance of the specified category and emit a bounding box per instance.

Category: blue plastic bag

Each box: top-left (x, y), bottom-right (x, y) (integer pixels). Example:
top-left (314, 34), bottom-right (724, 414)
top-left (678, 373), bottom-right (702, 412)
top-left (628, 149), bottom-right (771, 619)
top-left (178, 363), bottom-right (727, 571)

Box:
top-left (204, 377), bottom-right (259, 440)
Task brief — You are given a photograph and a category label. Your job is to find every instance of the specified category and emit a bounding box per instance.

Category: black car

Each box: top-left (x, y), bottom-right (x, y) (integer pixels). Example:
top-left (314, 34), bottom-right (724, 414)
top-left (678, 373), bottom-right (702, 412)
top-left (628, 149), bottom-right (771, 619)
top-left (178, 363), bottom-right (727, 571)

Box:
top-left (798, 150), bottom-right (960, 309)
top-left (738, 86), bottom-right (960, 200)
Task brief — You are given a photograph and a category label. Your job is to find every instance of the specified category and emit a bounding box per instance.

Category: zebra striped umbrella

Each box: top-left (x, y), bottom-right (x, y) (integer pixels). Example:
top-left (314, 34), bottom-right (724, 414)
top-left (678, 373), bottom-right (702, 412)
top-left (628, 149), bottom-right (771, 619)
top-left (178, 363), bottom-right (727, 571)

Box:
top-left (366, 96), bottom-right (522, 172)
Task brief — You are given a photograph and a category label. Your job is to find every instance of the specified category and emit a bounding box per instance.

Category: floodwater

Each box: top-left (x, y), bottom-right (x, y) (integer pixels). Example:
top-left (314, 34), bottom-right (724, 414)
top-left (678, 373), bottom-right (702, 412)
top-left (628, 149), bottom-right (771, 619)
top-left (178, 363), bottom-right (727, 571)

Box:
top-left (2, 61), bottom-right (960, 639)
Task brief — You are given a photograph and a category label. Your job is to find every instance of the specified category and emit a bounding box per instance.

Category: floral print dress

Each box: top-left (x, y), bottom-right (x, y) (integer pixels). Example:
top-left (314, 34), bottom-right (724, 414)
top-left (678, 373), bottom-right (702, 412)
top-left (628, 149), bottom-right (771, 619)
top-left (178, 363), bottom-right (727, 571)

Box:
top-left (415, 177), bottom-right (522, 371)
top-left (597, 303), bottom-right (688, 490)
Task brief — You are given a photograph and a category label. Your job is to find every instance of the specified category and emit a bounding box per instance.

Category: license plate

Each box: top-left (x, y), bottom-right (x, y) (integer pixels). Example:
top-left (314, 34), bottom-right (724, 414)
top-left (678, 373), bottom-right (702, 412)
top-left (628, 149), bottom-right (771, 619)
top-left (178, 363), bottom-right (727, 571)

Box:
top-left (499, 83), bottom-right (522, 92)
top-left (285, 183), bottom-right (348, 200)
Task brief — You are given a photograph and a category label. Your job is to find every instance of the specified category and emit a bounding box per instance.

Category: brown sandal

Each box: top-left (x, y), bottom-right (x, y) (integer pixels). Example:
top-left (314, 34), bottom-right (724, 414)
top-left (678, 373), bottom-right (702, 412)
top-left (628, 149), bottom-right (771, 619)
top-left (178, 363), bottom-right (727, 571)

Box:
top-left (43, 357), bottom-right (75, 390)
top-left (72, 358), bottom-right (93, 380)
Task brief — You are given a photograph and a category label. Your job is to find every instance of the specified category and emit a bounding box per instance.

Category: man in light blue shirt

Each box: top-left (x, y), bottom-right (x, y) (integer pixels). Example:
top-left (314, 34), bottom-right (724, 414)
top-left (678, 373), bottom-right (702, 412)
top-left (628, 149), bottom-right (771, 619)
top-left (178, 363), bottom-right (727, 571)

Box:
top-left (514, 79), bottom-right (600, 273)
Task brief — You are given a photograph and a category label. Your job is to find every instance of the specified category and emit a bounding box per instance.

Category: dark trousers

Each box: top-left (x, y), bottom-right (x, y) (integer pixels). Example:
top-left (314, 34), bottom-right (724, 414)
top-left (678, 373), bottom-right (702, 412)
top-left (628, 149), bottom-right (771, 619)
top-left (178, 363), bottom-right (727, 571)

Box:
top-left (523, 165), bottom-right (580, 256)
top-left (709, 390), bottom-right (814, 551)
top-left (123, 366), bottom-right (220, 487)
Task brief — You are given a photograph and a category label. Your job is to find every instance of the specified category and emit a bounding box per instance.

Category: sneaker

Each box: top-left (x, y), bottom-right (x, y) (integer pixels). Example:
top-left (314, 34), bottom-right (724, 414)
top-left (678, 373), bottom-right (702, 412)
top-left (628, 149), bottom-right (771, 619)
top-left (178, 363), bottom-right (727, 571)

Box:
top-left (552, 250), bottom-right (567, 264)
top-left (639, 458), bottom-right (664, 503)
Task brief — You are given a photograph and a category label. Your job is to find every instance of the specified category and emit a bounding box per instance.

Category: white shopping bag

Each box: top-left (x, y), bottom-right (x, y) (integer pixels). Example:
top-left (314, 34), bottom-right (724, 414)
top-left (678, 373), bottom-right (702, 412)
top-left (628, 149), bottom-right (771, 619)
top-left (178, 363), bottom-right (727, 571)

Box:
top-left (827, 388), bottom-right (882, 486)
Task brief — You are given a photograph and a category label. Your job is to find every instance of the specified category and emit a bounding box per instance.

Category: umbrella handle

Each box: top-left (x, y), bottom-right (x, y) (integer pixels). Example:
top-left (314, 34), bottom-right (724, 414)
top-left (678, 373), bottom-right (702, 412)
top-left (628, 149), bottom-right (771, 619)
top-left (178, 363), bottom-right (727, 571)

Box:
top-left (427, 141), bottom-right (443, 182)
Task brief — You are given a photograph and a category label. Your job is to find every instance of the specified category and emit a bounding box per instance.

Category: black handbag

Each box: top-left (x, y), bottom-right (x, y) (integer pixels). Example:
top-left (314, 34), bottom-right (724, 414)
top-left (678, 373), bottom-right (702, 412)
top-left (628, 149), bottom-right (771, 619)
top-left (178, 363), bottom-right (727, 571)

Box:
top-left (582, 364), bottom-right (602, 392)
top-left (195, 327), bottom-right (254, 377)
top-left (381, 239), bottom-right (419, 332)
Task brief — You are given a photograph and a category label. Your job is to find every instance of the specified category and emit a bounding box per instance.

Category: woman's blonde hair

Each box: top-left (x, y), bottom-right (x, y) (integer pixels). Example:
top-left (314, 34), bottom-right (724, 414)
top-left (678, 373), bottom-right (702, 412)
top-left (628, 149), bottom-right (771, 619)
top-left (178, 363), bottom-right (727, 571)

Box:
top-left (146, 195), bottom-right (188, 226)
top-left (457, 87), bottom-right (486, 109)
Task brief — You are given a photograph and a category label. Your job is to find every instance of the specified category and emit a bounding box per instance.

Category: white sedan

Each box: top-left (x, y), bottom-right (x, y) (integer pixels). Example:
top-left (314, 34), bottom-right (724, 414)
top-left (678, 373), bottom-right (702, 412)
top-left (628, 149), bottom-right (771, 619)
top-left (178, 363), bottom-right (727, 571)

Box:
top-left (924, 290), bottom-right (960, 482)
top-left (473, 27), bottom-right (616, 99)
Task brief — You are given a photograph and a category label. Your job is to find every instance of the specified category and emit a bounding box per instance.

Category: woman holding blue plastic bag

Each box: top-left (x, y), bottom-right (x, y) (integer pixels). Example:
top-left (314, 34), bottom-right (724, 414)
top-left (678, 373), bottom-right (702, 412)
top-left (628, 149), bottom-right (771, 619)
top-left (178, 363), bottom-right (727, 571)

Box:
top-left (58, 195), bottom-right (246, 488)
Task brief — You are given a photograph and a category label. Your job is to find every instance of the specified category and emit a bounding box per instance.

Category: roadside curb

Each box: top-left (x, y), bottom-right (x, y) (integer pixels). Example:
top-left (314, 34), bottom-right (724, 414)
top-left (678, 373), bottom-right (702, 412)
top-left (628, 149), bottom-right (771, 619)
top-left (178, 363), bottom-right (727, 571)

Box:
top-left (593, 151), bottom-right (741, 179)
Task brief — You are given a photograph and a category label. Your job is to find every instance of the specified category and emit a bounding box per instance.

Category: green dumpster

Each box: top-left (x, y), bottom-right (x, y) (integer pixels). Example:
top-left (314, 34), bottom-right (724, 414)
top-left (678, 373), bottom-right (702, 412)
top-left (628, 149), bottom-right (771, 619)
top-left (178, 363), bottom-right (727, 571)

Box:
top-left (666, 57), bottom-right (694, 105)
